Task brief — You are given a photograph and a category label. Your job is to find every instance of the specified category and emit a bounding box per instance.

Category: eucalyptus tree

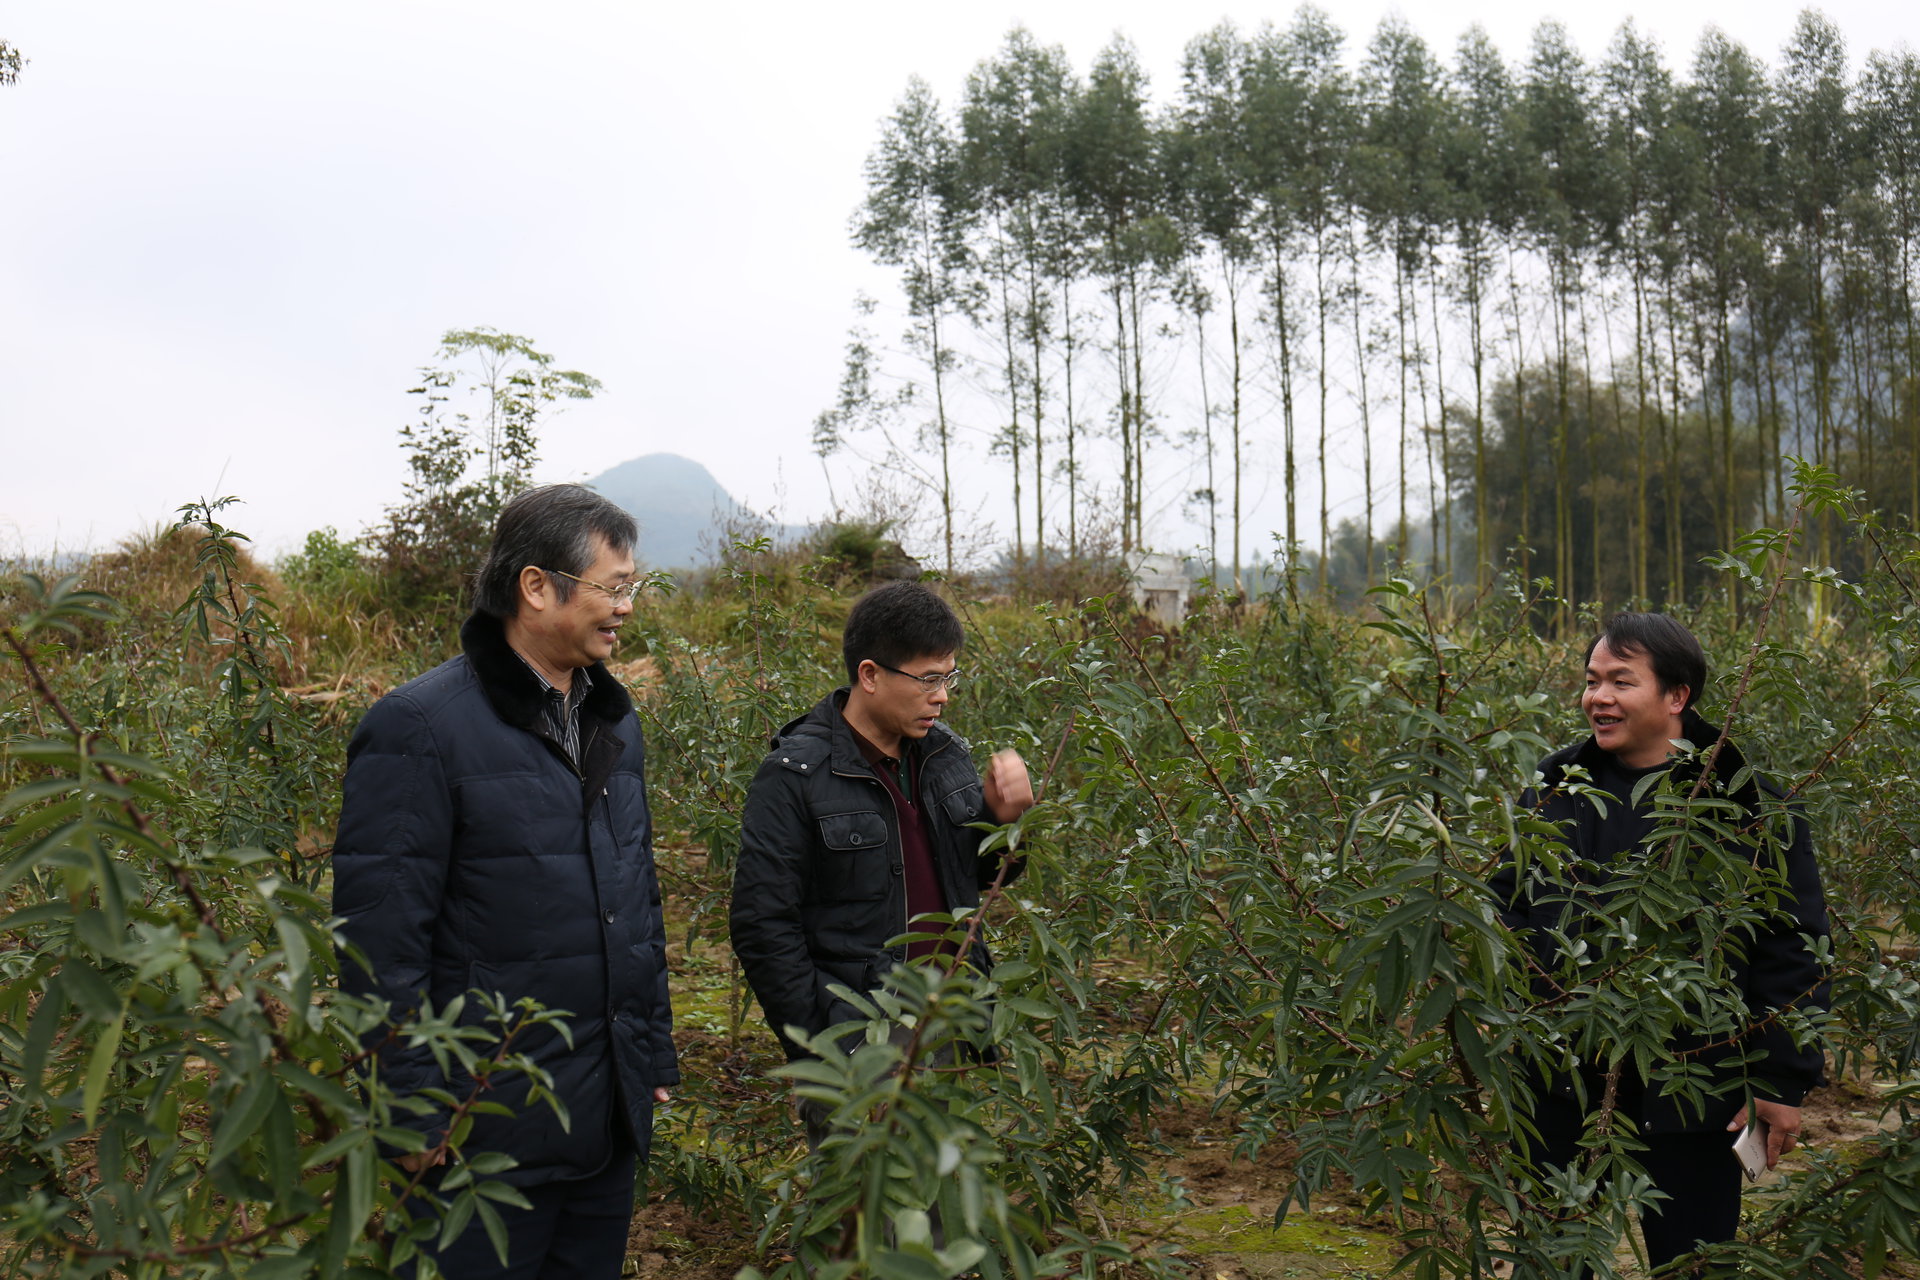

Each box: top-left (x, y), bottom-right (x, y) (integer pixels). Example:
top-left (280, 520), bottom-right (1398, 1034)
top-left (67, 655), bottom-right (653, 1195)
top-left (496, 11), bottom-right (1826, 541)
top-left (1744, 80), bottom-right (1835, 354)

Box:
top-left (1358, 17), bottom-right (1448, 575)
top-left (1773, 11), bottom-right (1859, 574)
top-left (1171, 22), bottom-right (1258, 589)
top-left (1063, 36), bottom-right (1173, 553)
top-left (1861, 47), bottom-right (1920, 524)
top-left (1679, 29), bottom-right (1774, 559)
top-left (1598, 23), bottom-right (1680, 602)
top-left (959, 28), bottom-right (1077, 565)
top-left (1833, 197), bottom-right (1895, 508)
top-left (1442, 28), bottom-right (1521, 587)
top-left (1241, 22), bottom-right (1313, 596)
top-left (1517, 22), bottom-right (1611, 609)
top-left (1260, 7), bottom-right (1354, 593)
top-left (854, 77), bottom-right (979, 575)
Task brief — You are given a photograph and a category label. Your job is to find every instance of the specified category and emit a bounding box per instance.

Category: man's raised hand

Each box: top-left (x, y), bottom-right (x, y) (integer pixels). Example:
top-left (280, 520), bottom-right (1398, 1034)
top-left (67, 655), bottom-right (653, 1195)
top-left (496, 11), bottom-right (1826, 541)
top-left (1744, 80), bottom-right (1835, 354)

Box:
top-left (983, 749), bottom-right (1035, 823)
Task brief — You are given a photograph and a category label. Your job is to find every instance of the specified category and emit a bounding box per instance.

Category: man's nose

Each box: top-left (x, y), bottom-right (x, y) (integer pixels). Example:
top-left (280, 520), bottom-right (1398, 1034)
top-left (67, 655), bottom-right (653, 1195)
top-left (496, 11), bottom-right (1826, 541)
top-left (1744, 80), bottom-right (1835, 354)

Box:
top-left (931, 682), bottom-right (950, 705)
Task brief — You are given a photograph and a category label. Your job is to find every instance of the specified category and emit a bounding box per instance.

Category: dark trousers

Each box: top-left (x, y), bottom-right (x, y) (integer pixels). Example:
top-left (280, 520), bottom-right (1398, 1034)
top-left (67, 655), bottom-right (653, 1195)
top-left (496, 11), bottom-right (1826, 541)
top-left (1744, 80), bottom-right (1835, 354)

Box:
top-left (407, 1142), bottom-right (638, 1280)
top-left (1529, 1094), bottom-right (1743, 1276)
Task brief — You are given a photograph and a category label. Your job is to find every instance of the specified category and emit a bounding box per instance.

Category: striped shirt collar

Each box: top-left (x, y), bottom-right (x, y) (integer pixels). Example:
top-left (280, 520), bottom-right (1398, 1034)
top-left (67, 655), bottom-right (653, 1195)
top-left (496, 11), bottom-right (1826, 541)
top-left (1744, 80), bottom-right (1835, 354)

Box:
top-left (512, 652), bottom-right (593, 768)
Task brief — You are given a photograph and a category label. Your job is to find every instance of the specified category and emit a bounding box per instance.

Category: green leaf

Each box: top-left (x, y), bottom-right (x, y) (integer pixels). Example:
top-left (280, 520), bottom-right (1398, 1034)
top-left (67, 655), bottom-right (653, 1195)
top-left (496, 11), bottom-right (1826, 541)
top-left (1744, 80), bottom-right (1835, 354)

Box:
top-left (82, 1006), bottom-right (125, 1128)
top-left (210, 1067), bottom-right (278, 1167)
top-left (437, 1193), bottom-right (477, 1251)
top-left (476, 1196), bottom-right (510, 1265)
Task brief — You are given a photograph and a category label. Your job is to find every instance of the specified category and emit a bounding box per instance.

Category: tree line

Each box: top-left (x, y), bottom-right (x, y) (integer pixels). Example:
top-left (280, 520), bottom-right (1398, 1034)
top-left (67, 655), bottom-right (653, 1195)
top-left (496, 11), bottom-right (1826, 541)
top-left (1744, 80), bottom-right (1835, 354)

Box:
top-left (822, 7), bottom-right (1920, 606)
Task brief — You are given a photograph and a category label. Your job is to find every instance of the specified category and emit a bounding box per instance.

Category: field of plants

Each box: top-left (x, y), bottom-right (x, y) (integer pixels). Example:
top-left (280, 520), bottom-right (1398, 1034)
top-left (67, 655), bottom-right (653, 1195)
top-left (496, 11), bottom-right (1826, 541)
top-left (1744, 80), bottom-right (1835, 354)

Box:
top-left (3, 468), bottom-right (1919, 1280)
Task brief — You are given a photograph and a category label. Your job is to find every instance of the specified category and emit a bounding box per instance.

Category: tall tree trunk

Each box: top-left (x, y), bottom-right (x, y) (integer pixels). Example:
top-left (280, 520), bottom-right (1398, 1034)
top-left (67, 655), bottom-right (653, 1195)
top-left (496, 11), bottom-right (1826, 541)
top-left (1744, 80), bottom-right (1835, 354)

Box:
top-left (1316, 228), bottom-right (1333, 594)
top-left (1349, 224), bottom-right (1376, 584)
top-left (1665, 272), bottom-right (1686, 602)
top-left (1062, 279), bottom-right (1080, 560)
top-left (1121, 264), bottom-right (1136, 552)
top-left (1632, 266), bottom-right (1651, 603)
top-left (1394, 245), bottom-right (1412, 557)
top-left (1466, 241), bottom-right (1489, 589)
top-left (1112, 276), bottom-right (1134, 555)
top-left (928, 301), bottom-right (955, 576)
top-left (1024, 251), bottom-right (1048, 565)
top-left (1194, 294), bottom-right (1218, 579)
top-left (1426, 247), bottom-right (1449, 587)
top-left (1231, 261), bottom-right (1251, 596)
top-left (1551, 252), bottom-right (1574, 619)
top-left (1505, 243), bottom-right (1532, 582)
top-left (1580, 288), bottom-right (1601, 604)
top-left (993, 218), bottom-right (1027, 560)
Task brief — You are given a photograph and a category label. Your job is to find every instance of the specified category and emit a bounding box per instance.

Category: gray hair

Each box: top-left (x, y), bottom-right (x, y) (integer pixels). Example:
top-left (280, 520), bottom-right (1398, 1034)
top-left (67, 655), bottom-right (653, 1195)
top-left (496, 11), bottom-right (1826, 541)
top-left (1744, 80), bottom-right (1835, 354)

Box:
top-left (471, 484), bottom-right (637, 620)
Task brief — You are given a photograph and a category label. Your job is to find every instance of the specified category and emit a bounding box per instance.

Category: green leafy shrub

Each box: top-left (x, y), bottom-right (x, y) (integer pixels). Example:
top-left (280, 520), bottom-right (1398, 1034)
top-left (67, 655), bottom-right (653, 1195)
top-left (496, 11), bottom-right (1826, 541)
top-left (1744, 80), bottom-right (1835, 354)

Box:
top-left (0, 511), bottom-right (570, 1279)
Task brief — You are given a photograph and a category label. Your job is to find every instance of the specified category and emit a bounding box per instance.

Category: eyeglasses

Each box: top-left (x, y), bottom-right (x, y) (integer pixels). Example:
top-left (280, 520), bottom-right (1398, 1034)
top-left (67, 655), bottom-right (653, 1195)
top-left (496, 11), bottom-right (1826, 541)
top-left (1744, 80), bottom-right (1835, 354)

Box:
top-left (873, 660), bottom-right (963, 691)
top-left (538, 567), bottom-right (642, 604)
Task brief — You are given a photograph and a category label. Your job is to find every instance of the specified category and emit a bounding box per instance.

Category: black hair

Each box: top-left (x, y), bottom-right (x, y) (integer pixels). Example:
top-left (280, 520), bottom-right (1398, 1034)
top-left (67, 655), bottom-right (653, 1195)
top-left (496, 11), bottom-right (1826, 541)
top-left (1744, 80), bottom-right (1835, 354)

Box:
top-left (842, 581), bottom-right (964, 682)
top-left (1584, 612), bottom-right (1707, 709)
top-left (471, 484), bottom-right (637, 620)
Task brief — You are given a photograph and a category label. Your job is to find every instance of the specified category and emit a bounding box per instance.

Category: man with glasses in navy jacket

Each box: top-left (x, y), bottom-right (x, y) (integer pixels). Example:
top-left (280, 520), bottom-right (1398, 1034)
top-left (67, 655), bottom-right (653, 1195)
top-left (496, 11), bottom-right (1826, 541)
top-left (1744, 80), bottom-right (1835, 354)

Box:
top-left (334, 484), bottom-right (677, 1278)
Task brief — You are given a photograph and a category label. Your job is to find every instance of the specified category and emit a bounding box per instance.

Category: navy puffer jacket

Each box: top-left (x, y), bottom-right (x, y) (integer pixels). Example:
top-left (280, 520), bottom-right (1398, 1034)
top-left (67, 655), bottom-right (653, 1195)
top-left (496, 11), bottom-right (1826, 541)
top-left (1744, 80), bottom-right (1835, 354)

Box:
top-left (333, 612), bottom-right (678, 1184)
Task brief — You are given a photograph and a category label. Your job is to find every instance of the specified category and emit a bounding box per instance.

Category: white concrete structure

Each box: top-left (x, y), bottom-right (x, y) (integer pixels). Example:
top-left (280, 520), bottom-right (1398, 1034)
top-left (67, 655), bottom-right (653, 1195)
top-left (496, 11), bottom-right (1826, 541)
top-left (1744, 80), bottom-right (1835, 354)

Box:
top-left (1128, 553), bottom-right (1191, 626)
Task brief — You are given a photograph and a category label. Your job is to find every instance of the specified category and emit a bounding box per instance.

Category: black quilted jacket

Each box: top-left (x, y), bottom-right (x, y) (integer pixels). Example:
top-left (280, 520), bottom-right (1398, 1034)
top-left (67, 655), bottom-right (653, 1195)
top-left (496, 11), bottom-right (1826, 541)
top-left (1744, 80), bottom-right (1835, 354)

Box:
top-left (1490, 708), bottom-right (1830, 1132)
top-left (729, 690), bottom-right (1023, 1060)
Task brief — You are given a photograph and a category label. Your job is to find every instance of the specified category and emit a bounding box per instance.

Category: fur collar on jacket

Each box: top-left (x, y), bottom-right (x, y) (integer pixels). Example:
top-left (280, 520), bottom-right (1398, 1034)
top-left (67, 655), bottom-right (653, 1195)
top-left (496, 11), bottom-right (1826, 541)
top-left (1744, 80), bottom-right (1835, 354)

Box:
top-left (458, 610), bottom-right (634, 732)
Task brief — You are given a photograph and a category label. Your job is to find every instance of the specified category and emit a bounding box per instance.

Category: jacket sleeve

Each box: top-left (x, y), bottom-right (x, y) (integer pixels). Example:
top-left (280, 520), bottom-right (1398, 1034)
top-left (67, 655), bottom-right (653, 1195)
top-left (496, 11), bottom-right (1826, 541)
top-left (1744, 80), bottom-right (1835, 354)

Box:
top-left (1744, 806), bottom-right (1831, 1105)
top-left (331, 693), bottom-right (454, 1130)
top-left (648, 891), bottom-right (681, 1089)
top-left (730, 756), bottom-right (824, 1060)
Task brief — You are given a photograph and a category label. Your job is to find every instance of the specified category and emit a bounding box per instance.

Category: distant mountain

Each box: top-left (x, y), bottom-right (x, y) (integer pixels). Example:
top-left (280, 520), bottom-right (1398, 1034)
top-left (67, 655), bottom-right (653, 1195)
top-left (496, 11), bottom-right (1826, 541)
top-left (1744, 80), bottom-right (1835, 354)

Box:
top-left (584, 453), bottom-right (805, 570)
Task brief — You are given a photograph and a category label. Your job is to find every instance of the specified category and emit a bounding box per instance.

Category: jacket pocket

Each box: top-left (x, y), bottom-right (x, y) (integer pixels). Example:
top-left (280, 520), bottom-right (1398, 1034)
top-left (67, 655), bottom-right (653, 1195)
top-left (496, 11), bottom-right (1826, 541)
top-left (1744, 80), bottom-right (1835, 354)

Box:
top-left (938, 781), bottom-right (984, 827)
top-left (811, 809), bottom-right (890, 902)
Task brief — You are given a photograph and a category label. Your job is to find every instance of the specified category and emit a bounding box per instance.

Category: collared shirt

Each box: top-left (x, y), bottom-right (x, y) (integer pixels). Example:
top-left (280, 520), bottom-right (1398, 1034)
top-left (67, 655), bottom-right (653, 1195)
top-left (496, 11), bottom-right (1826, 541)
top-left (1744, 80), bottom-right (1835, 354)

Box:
top-left (845, 721), bottom-right (948, 959)
top-left (514, 653), bottom-right (593, 770)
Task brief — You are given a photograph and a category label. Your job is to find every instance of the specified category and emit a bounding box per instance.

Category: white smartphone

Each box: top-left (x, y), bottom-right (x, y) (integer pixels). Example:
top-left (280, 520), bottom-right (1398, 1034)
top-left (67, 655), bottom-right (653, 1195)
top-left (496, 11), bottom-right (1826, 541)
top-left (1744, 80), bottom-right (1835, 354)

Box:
top-left (1733, 1119), bottom-right (1770, 1181)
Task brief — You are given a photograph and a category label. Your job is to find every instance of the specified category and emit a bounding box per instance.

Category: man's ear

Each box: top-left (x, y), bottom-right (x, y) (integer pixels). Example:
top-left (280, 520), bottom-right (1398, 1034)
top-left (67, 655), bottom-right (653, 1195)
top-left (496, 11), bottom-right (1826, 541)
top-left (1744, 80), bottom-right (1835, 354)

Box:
top-left (517, 565), bottom-right (551, 614)
top-left (1666, 684), bottom-right (1691, 715)
top-left (853, 658), bottom-right (879, 694)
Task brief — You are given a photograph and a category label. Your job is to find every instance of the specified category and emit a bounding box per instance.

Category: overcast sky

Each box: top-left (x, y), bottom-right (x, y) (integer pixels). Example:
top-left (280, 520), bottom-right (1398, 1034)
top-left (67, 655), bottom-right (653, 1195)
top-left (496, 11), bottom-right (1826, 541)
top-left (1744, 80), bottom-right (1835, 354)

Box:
top-left (1, 0), bottom-right (1910, 563)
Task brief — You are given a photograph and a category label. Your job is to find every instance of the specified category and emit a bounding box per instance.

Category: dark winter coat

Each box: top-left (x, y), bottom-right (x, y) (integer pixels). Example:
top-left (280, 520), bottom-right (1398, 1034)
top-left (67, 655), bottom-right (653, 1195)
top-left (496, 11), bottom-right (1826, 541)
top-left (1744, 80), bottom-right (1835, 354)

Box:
top-left (333, 612), bottom-right (678, 1184)
top-left (729, 690), bottom-right (1023, 1060)
top-left (1489, 708), bottom-right (1829, 1133)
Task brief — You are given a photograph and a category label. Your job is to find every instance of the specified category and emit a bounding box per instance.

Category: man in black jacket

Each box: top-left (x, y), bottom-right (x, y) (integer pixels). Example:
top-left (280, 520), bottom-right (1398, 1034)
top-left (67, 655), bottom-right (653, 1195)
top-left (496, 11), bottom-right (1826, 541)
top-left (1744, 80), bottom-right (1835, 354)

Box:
top-left (334, 484), bottom-right (677, 1278)
top-left (729, 582), bottom-right (1034, 1110)
top-left (1491, 612), bottom-right (1829, 1272)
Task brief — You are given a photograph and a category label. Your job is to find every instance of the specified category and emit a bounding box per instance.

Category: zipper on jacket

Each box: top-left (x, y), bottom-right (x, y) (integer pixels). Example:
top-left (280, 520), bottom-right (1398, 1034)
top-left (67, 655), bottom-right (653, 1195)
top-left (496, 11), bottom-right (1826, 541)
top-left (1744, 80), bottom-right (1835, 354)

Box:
top-left (830, 763), bottom-right (909, 952)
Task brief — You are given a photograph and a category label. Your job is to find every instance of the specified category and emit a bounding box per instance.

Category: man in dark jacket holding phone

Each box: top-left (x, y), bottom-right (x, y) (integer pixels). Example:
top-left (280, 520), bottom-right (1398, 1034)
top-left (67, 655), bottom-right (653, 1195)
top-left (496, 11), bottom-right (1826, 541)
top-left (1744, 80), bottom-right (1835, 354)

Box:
top-left (334, 484), bottom-right (677, 1278)
top-left (729, 582), bottom-right (1034, 1113)
top-left (1491, 612), bottom-right (1829, 1272)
